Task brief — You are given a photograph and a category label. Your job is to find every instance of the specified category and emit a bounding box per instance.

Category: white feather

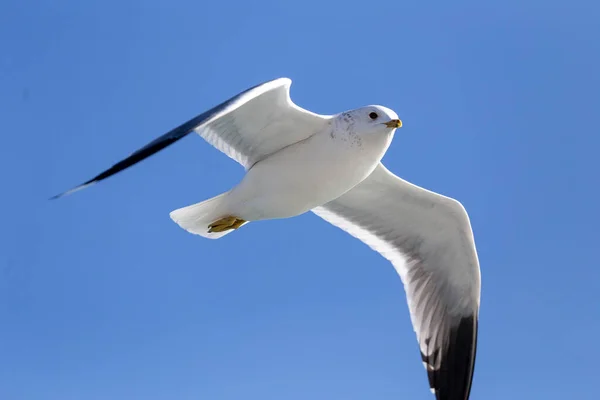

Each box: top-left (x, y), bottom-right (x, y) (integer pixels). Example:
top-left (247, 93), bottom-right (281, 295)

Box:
top-left (194, 78), bottom-right (328, 169)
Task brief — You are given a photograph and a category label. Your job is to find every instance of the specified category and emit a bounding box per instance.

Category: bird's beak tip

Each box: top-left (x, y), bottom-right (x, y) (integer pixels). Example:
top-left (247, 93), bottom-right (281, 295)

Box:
top-left (385, 119), bottom-right (402, 129)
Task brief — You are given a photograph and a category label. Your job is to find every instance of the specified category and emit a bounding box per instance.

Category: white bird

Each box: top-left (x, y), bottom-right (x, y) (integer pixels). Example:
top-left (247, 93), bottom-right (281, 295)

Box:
top-left (52, 78), bottom-right (481, 400)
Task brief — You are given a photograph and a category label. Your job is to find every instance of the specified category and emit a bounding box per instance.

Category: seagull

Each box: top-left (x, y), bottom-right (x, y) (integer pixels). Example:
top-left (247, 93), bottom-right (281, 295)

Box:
top-left (52, 78), bottom-right (481, 400)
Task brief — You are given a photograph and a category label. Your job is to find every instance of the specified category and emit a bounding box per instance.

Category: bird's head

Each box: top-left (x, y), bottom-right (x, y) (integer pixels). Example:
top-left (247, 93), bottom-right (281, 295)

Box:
top-left (335, 105), bottom-right (402, 136)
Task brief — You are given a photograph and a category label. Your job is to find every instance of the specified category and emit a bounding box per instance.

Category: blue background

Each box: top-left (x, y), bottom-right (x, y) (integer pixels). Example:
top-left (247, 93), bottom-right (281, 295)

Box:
top-left (1, 1), bottom-right (599, 399)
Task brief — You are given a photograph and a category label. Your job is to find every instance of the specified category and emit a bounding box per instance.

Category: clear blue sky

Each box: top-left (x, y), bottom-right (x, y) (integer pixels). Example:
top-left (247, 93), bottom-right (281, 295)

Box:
top-left (1, 1), bottom-right (599, 399)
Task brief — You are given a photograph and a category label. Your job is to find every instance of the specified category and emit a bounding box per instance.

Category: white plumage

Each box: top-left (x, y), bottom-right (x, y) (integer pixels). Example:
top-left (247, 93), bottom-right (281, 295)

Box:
top-left (194, 78), bottom-right (325, 169)
top-left (53, 77), bottom-right (481, 400)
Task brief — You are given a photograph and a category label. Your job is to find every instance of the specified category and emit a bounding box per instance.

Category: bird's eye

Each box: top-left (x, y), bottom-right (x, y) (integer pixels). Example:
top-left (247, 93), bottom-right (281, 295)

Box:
top-left (369, 112), bottom-right (378, 120)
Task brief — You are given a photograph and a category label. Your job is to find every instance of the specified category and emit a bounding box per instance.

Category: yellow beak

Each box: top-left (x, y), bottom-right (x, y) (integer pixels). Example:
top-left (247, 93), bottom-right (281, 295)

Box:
top-left (384, 119), bottom-right (403, 129)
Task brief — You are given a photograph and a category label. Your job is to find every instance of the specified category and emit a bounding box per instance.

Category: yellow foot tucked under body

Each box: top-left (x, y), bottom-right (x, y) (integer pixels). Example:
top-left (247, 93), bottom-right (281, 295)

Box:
top-left (208, 215), bottom-right (247, 233)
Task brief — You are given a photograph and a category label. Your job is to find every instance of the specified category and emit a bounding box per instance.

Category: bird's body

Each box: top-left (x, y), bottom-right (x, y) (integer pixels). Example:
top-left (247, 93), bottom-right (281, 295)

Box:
top-left (53, 78), bottom-right (481, 400)
top-left (217, 110), bottom-right (395, 222)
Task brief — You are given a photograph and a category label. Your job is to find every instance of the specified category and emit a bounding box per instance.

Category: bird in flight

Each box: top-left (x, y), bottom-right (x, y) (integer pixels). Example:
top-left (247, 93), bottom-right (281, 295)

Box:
top-left (52, 78), bottom-right (481, 400)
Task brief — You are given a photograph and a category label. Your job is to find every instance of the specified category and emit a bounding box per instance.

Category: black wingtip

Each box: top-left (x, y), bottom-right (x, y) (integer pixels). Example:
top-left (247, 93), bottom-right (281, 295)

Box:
top-left (49, 181), bottom-right (96, 200)
top-left (48, 103), bottom-right (214, 201)
top-left (48, 79), bottom-right (281, 202)
top-left (422, 315), bottom-right (478, 400)
top-left (49, 189), bottom-right (74, 200)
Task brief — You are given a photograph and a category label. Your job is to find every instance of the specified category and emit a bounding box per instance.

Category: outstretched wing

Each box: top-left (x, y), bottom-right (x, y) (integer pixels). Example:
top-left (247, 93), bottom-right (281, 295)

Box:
top-left (51, 77), bottom-right (327, 199)
top-left (312, 163), bottom-right (481, 400)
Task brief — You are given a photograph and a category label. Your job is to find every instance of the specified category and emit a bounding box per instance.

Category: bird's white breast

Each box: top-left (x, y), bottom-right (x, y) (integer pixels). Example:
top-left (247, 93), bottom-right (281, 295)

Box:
top-left (224, 124), bottom-right (394, 221)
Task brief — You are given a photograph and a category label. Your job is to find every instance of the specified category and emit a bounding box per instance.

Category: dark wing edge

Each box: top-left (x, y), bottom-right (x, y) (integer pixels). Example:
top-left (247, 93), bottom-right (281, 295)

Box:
top-left (422, 314), bottom-right (478, 400)
top-left (49, 79), bottom-right (269, 200)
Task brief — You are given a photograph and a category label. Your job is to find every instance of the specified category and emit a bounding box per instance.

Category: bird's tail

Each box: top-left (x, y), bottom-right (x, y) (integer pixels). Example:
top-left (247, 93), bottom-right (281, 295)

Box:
top-left (169, 192), bottom-right (240, 239)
